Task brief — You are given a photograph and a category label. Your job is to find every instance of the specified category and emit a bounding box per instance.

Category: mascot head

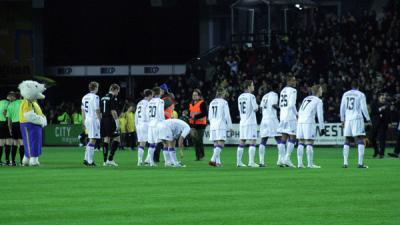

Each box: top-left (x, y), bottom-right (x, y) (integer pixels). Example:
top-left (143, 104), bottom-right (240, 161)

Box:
top-left (18, 80), bottom-right (46, 100)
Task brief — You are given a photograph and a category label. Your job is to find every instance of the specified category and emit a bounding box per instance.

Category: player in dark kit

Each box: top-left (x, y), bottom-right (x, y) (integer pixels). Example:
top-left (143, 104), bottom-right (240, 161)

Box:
top-left (100, 84), bottom-right (121, 166)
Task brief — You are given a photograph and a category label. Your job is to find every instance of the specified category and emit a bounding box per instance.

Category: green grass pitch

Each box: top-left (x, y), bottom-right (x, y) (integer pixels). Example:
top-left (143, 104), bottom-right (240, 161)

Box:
top-left (0, 146), bottom-right (399, 225)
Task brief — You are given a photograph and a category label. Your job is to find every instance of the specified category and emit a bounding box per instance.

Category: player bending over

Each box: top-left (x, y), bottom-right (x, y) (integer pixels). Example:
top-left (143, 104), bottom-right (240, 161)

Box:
top-left (340, 81), bottom-right (371, 168)
top-left (208, 88), bottom-right (232, 167)
top-left (157, 119), bottom-right (190, 167)
top-left (277, 76), bottom-right (298, 167)
top-left (259, 83), bottom-right (281, 167)
top-left (296, 85), bottom-right (325, 168)
top-left (237, 80), bottom-right (259, 167)
top-left (81, 82), bottom-right (101, 166)
top-left (135, 89), bottom-right (153, 166)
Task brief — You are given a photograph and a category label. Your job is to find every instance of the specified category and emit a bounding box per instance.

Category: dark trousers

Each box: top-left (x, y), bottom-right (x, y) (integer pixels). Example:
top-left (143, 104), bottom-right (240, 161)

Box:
top-left (127, 132), bottom-right (137, 150)
top-left (153, 143), bottom-right (162, 162)
top-left (191, 128), bottom-right (205, 160)
top-left (369, 124), bottom-right (388, 156)
top-left (394, 131), bottom-right (400, 155)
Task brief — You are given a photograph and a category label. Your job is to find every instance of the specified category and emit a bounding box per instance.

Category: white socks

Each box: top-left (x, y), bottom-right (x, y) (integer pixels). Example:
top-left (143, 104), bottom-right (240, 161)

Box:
top-left (297, 144), bottom-right (304, 167)
top-left (306, 145), bottom-right (313, 167)
top-left (259, 144), bottom-right (265, 165)
top-left (343, 144), bottom-right (349, 165)
top-left (148, 145), bottom-right (155, 165)
top-left (162, 148), bottom-right (171, 165)
top-left (211, 145), bottom-right (222, 164)
top-left (237, 145), bottom-right (244, 165)
top-left (277, 142), bottom-right (286, 164)
top-left (358, 143), bottom-right (365, 166)
top-left (85, 143), bottom-right (95, 164)
top-left (248, 145), bottom-right (256, 165)
top-left (168, 148), bottom-right (178, 166)
top-left (138, 146), bottom-right (144, 164)
top-left (285, 140), bottom-right (295, 161)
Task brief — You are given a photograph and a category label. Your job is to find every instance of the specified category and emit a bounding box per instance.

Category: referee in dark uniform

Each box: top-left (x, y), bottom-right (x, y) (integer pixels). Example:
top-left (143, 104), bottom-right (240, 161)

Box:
top-left (100, 84), bottom-right (121, 166)
top-left (369, 93), bottom-right (391, 158)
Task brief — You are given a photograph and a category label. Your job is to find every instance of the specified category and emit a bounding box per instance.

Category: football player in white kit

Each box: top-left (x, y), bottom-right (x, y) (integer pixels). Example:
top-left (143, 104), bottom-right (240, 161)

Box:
top-left (237, 80), bottom-right (259, 167)
top-left (340, 81), bottom-right (371, 168)
top-left (146, 87), bottom-right (165, 166)
top-left (296, 85), bottom-right (325, 168)
top-left (81, 81), bottom-right (101, 166)
top-left (135, 89), bottom-right (153, 166)
top-left (277, 76), bottom-right (298, 167)
top-left (259, 83), bottom-right (281, 167)
top-left (157, 119), bottom-right (190, 167)
top-left (208, 88), bottom-right (232, 167)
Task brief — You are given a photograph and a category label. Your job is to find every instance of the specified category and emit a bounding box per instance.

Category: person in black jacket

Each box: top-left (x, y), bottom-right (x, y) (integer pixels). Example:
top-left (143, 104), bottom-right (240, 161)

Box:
top-left (369, 94), bottom-right (391, 158)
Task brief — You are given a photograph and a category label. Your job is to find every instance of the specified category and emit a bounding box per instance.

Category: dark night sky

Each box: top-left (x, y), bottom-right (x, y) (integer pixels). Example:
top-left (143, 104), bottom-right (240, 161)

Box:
top-left (44, 0), bottom-right (199, 66)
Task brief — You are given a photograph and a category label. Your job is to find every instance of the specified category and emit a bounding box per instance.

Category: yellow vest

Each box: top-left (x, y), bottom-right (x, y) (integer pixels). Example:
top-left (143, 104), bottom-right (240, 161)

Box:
top-left (19, 99), bottom-right (44, 123)
top-left (119, 113), bottom-right (127, 133)
top-left (126, 111), bottom-right (135, 132)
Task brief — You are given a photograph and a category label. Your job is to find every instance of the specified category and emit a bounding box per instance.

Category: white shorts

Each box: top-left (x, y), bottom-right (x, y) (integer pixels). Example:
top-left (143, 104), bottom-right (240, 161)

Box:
top-left (239, 124), bottom-right (257, 140)
top-left (147, 125), bottom-right (160, 144)
top-left (260, 119), bottom-right (280, 138)
top-left (296, 123), bottom-right (316, 140)
top-left (209, 129), bottom-right (227, 141)
top-left (136, 123), bottom-right (148, 143)
top-left (344, 119), bottom-right (366, 137)
top-left (278, 120), bottom-right (297, 135)
top-left (158, 126), bottom-right (173, 141)
top-left (85, 118), bottom-right (100, 139)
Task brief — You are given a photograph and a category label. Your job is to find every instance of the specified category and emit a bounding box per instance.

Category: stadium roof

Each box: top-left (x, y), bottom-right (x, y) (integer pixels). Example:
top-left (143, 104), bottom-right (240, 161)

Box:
top-left (231, 0), bottom-right (317, 9)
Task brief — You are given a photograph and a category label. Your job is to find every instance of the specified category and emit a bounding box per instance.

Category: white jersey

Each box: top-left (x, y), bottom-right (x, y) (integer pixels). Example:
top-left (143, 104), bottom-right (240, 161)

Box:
top-left (135, 99), bottom-right (149, 126)
top-left (298, 96), bottom-right (324, 127)
top-left (148, 97), bottom-right (165, 126)
top-left (208, 98), bottom-right (232, 130)
top-left (279, 87), bottom-right (297, 121)
top-left (340, 90), bottom-right (370, 122)
top-left (81, 92), bottom-right (100, 119)
top-left (260, 91), bottom-right (279, 121)
top-left (237, 92), bottom-right (258, 126)
top-left (161, 119), bottom-right (191, 139)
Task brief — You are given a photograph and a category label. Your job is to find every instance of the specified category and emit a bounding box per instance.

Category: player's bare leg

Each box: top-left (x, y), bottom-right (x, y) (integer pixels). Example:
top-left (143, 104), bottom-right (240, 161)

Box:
top-left (102, 137), bottom-right (110, 166)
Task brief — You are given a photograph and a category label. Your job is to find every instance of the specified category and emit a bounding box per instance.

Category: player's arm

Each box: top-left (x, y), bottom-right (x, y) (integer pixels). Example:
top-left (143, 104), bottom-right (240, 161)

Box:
top-left (134, 107), bottom-right (139, 126)
top-left (317, 100), bottom-right (325, 131)
top-left (361, 94), bottom-right (371, 122)
top-left (225, 103), bottom-right (233, 130)
top-left (288, 90), bottom-right (297, 112)
top-left (252, 95), bottom-right (258, 112)
top-left (179, 123), bottom-right (191, 148)
top-left (208, 103), bottom-right (213, 120)
top-left (81, 102), bottom-right (86, 129)
top-left (272, 94), bottom-right (279, 110)
top-left (160, 101), bottom-right (165, 120)
top-left (339, 95), bottom-right (346, 123)
top-left (95, 96), bottom-right (101, 120)
top-left (259, 97), bottom-right (265, 109)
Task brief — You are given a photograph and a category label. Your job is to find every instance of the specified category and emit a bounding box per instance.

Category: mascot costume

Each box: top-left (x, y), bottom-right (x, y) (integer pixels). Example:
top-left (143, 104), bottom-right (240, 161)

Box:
top-left (18, 80), bottom-right (47, 166)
